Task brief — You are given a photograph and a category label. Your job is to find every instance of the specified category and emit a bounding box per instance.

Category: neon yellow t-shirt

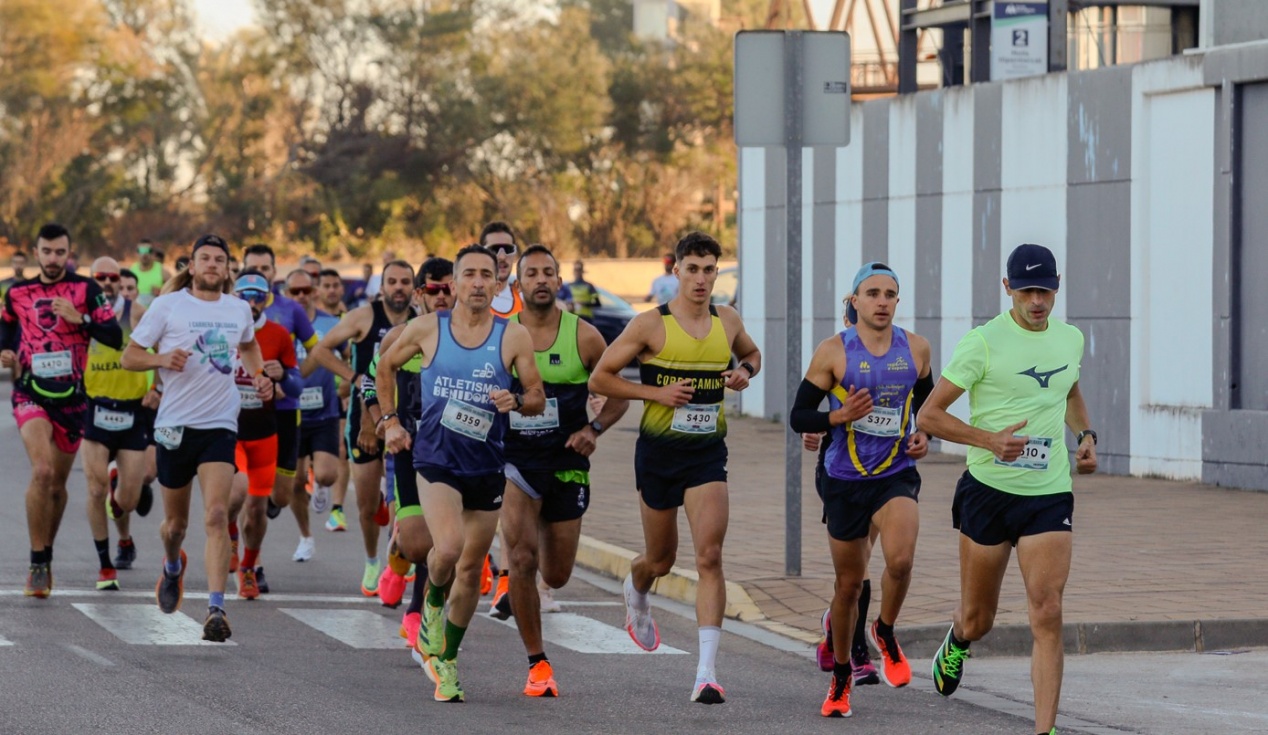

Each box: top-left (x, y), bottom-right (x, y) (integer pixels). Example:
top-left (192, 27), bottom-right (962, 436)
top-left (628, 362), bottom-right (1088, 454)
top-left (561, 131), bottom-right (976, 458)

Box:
top-left (941, 311), bottom-right (1084, 497)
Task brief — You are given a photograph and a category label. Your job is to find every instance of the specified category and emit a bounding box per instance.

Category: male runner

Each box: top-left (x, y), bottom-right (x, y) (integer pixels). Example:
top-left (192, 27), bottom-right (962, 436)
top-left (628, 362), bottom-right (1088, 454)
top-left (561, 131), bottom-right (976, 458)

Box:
top-left (131, 239), bottom-right (169, 307)
top-left (82, 257), bottom-right (157, 590)
top-left (225, 270), bottom-right (302, 598)
top-left (1, 224), bottom-right (123, 596)
top-left (1, 250), bottom-right (28, 300)
top-left (483, 222), bottom-right (523, 319)
top-left (589, 231), bottom-right (761, 704)
top-left (503, 245), bottom-right (629, 697)
top-left (377, 244), bottom-right (544, 702)
top-left (308, 259), bottom-right (416, 594)
top-left (123, 234), bottom-right (273, 641)
top-left (314, 267), bottom-right (352, 527)
top-left (789, 263), bottom-right (934, 717)
top-left (317, 268), bottom-right (348, 317)
top-left (919, 243), bottom-right (1097, 735)
top-left (566, 260), bottom-right (601, 321)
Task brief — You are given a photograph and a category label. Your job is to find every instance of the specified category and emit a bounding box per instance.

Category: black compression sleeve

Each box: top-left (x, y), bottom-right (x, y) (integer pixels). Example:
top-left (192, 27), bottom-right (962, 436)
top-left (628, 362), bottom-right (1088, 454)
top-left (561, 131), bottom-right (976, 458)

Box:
top-left (911, 372), bottom-right (934, 421)
top-left (789, 379), bottom-right (833, 434)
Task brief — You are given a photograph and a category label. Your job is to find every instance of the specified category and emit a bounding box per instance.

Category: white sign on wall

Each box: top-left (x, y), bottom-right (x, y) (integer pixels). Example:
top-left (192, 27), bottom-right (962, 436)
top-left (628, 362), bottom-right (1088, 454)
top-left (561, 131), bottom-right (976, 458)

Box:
top-left (991, 2), bottom-right (1049, 81)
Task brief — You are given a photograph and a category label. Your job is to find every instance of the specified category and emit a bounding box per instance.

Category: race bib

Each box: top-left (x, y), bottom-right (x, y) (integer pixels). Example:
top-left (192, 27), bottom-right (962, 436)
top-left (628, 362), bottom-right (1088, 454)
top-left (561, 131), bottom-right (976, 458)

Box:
top-left (154, 425), bottom-right (183, 450)
top-left (238, 384), bottom-right (263, 410)
top-left (300, 386), bottom-right (324, 412)
top-left (671, 403), bottom-right (720, 435)
top-left (441, 399), bottom-right (495, 442)
top-left (509, 397), bottom-right (560, 431)
top-left (93, 405), bottom-right (135, 432)
top-left (994, 436), bottom-right (1052, 471)
top-left (851, 404), bottom-right (903, 438)
top-left (32, 351), bottom-right (73, 379)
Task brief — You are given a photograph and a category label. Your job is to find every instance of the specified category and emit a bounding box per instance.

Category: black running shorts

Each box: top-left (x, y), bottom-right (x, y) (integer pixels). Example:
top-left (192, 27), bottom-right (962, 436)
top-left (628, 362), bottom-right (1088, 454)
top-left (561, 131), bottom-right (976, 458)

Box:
top-left (634, 439), bottom-right (727, 510)
top-left (952, 470), bottom-right (1074, 547)
top-left (155, 427), bottom-right (237, 490)
top-left (275, 408), bottom-right (301, 475)
top-left (416, 464), bottom-right (504, 512)
top-left (299, 417), bottom-right (340, 458)
top-left (83, 398), bottom-right (152, 454)
top-left (819, 466), bottom-right (921, 542)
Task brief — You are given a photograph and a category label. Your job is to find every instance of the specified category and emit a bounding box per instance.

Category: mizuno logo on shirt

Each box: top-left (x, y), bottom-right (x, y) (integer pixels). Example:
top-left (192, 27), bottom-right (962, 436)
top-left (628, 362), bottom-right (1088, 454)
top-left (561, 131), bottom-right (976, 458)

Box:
top-left (1019, 364), bottom-right (1068, 388)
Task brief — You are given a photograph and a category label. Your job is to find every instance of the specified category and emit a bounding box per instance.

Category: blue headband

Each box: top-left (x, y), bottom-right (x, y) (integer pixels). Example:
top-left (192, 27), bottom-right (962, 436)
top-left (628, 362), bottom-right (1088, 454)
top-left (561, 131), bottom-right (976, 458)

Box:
top-left (234, 273), bottom-right (269, 294)
top-left (851, 262), bottom-right (899, 294)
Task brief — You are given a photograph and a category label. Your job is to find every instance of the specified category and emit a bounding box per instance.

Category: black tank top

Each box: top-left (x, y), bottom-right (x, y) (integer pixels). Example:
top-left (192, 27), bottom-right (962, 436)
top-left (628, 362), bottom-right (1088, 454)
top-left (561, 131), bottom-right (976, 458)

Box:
top-left (351, 301), bottom-right (411, 378)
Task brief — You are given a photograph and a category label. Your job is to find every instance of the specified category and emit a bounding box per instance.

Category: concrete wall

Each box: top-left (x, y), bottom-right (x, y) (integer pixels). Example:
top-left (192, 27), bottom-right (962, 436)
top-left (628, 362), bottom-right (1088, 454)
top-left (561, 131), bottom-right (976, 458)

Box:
top-left (738, 40), bottom-right (1268, 490)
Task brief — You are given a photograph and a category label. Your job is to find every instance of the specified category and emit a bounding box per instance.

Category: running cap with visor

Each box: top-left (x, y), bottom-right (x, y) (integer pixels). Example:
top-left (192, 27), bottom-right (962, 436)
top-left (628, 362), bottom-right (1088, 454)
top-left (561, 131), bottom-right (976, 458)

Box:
top-left (234, 272), bottom-right (270, 296)
top-left (192, 233), bottom-right (230, 257)
top-left (846, 262), bottom-right (899, 325)
top-left (1005, 243), bottom-right (1059, 291)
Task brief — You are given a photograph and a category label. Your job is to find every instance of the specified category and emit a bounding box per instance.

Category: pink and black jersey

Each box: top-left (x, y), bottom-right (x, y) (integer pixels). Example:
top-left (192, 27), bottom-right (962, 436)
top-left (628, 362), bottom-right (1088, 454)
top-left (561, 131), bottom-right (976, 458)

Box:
top-left (1, 273), bottom-right (122, 384)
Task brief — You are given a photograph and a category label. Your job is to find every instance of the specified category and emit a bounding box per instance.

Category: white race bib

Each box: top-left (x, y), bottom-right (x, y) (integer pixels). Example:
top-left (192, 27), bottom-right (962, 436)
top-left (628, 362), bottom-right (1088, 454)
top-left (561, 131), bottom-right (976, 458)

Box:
top-left (300, 386), bottom-right (324, 412)
top-left (851, 404), bottom-right (903, 438)
top-left (154, 425), bottom-right (184, 450)
top-left (509, 397), bottom-right (560, 431)
top-left (994, 436), bottom-right (1052, 471)
top-left (671, 403), bottom-right (720, 435)
top-left (238, 384), bottom-right (263, 410)
top-left (441, 399), bottom-right (495, 442)
top-left (32, 351), bottom-right (73, 379)
top-left (93, 406), bottom-right (135, 432)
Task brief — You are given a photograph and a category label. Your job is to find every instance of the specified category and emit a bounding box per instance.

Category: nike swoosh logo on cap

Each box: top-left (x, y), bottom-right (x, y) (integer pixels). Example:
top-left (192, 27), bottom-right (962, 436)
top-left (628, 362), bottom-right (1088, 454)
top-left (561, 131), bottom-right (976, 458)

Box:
top-left (1026, 263), bottom-right (1041, 271)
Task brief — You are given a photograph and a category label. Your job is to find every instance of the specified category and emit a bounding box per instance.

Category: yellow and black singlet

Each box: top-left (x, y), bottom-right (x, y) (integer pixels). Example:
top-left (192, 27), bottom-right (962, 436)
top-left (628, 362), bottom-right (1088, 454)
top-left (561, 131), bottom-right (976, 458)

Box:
top-left (637, 303), bottom-right (731, 451)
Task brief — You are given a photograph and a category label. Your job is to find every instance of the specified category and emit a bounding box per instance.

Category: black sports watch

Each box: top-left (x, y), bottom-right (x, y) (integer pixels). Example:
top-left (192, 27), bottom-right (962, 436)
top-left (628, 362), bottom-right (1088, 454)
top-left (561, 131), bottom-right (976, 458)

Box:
top-left (739, 361), bottom-right (755, 377)
top-left (589, 419), bottom-right (604, 435)
top-left (513, 393), bottom-right (524, 411)
top-left (1076, 429), bottom-right (1097, 446)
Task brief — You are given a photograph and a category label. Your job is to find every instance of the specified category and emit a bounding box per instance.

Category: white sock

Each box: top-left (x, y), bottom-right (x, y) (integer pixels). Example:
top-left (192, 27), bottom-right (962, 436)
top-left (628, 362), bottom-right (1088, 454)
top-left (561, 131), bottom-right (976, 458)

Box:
top-left (626, 575), bottom-right (650, 611)
top-left (696, 626), bottom-right (721, 680)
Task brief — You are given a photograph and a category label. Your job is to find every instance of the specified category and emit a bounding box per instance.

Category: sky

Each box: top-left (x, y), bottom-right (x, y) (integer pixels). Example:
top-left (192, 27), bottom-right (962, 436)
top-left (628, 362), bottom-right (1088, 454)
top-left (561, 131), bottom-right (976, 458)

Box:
top-left (192, 0), bottom-right (256, 40)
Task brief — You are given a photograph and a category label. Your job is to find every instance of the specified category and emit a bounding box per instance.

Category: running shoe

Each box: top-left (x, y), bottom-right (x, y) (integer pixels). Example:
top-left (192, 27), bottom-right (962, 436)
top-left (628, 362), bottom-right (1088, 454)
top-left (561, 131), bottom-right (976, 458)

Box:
top-left (265, 498), bottom-right (282, 520)
top-left (106, 471), bottom-right (123, 520)
top-left (816, 608), bottom-right (833, 671)
top-left (820, 674), bottom-right (853, 718)
top-left (400, 611), bottom-right (421, 649)
top-left (237, 567), bottom-right (260, 600)
top-left (255, 566), bottom-right (269, 594)
top-left (113, 539), bottom-right (136, 570)
top-left (850, 648), bottom-right (880, 686)
top-left (228, 538), bottom-right (239, 574)
top-left (426, 657), bottom-right (464, 702)
top-left (539, 585), bottom-right (562, 613)
top-left (136, 482), bottom-right (154, 517)
top-left (292, 536), bottom-right (315, 562)
top-left (24, 563), bottom-right (52, 598)
top-left (524, 660), bottom-right (559, 697)
top-left (417, 602), bottom-right (445, 659)
top-left (866, 620), bottom-right (911, 687)
top-left (374, 497), bottom-right (390, 526)
top-left (325, 507), bottom-right (347, 532)
top-left (690, 675), bottom-right (726, 705)
top-left (404, 564), bottom-right (417, 583)
top-left (96, 568), bottom-right (120, 591)
top-left (931, 624), bottom-right (971, 697)
top-left (623, 574), bottom-right (660, 651)
top-left (202, 607), bottom-right (232, 643)
top-left (310, 483), bottom-right (331, 514)
top-left (479, 554), bottom-right (493, 596)
top-left (155, 550), bottom-right (186, 613)
top-left (378, 566), bottom-right (406, 608)
top-left (361, 559), bottom-right (382, 597)
top-left (489, 573), bottom-right (512, 619)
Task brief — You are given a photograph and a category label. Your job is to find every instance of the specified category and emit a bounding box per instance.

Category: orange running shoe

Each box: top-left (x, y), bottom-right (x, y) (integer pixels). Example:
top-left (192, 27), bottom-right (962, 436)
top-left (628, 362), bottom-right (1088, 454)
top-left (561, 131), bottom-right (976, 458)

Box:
top-left (237, 567), bottom-right (260, 600)
top-left (524, 660), bottom-right (559, 697)
top-left (228, 538), bottom-right (239, 574)
top-left (479, 554), bottom-right (493, 596)
top-left (489, 572), bottom-right (511, 619)
top-left (820, 674), bottom-right (852, 717)
top-left (866, 620), bottom-right (912, 687)
top-left (400, 611), bottom-right (421, 648)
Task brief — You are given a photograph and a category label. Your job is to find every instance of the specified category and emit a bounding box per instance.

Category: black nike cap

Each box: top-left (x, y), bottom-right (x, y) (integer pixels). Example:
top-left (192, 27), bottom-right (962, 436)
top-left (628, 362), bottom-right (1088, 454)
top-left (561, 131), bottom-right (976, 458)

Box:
top-left (1006, 243), bottom-right (1059, 291)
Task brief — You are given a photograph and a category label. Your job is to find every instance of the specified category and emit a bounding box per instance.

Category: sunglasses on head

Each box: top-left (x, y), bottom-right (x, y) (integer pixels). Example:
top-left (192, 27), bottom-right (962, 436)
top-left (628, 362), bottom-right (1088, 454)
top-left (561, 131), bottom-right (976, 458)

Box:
top-left (422, 283), bottom-right (453, 295)
top-left (94, 273), bottom-right (120, 283)
top-left (288, 286), bottom-right (313, 296)
top-left (488, 244), bottom-right (517, 256)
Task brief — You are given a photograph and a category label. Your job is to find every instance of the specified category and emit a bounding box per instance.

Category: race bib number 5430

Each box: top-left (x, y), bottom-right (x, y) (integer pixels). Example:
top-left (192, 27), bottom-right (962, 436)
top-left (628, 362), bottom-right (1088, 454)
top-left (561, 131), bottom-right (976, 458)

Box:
top-left (671, 404), bottom-right (719, 435)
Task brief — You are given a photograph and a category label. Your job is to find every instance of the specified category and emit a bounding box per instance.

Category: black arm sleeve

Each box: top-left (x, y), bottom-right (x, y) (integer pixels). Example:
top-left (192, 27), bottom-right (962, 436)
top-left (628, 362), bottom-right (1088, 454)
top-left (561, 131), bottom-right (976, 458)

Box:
top-left (910, 372), bottom-right (935, 422)
top-left (88, 319), bottom-right (123, 350)
top-left (789, 379), bottom-right (834, 434)
top-left (0, 293), bottom-right (17, 352)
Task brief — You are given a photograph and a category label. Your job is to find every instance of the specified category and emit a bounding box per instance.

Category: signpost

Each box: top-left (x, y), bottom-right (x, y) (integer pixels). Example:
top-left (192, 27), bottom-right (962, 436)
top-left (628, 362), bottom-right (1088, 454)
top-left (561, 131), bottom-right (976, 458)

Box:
top-left (735, 31), bottom-right (851, 576)
top-left (990, 1), bottom-right (1050, 81)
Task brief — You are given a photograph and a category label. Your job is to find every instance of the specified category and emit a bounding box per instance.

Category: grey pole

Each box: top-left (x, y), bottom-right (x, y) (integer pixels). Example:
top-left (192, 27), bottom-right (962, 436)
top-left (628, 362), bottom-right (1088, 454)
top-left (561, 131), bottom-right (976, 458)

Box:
top-left (784, 31), bottom-right (803, 577)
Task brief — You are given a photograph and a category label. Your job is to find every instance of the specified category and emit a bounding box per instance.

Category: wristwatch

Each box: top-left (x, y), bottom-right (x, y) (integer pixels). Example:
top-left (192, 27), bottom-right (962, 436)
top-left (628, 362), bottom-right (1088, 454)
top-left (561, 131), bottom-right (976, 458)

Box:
top-left (81, 312), bottom-right (92, 326)
top-left (589, 419), bottom-right (604, 435)
top-left (739, 361), bottom-right (755, 377)
top-left (1076, 429), bottom-right (1098, 446)
top-left (513, 393), bottom-right (524, 411)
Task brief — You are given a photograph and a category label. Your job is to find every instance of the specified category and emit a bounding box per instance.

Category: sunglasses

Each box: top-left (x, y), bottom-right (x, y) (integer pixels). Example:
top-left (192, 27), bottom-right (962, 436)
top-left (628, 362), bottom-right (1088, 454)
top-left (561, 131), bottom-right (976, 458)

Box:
top-left (237, 290), bottom-right (269, 303)
top-left (94, 273), bottom-right (121, 283)
top-left (488, 244), bottom-right (517, 256)
top-left (421, 283), bottom-right (453, 295)
top-left (288, 287), bottom-right (314, 296)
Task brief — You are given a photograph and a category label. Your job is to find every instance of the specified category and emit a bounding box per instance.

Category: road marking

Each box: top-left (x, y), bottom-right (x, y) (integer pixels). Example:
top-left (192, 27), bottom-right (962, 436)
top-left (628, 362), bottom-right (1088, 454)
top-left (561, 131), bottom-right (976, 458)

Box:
top-left (73, 603), bottom-right (237, 646)
top-left (280, 608), bottom-right (401, 649)
top-left (0, 589), bottom-right (380, 604)
top-left (66, 644), bottom-right (114, 666)
top-left (487, 611), bottom-right (685, 655)
top-left (0, 633), bottom-right (12, 647)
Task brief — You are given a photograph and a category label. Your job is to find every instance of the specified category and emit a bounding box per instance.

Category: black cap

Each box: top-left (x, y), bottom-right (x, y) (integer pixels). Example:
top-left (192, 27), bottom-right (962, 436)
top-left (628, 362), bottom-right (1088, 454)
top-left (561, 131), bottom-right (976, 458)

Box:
top-left (192, 234), bottom-right (229, 256)
top-left (1006, 243), bottom-right (1059, 291)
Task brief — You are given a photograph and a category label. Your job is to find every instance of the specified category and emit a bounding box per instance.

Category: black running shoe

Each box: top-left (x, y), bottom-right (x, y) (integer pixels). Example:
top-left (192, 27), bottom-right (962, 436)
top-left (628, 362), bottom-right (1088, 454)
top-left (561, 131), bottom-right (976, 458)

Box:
top-left (932, 625), bottom-right (971, 697)
top-left (202, 607), bottom-right (232, 642)
top-left (155, 550), bottom-right (187, 614)
top-left (265, 499), bottom-right (282, 519)
top-left (136, 483), bottom-right (154, 517)
top-left (114, 539), bottom-right (137, 570)
top-left (255, 566), bottom-right (269, 594)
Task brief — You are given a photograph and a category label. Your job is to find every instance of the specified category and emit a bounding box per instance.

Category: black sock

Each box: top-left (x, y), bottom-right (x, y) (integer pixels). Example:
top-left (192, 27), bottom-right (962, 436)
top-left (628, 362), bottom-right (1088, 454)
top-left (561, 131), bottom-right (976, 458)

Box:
top-left (46, 546), bottom-right (52, 562)
top-left (94, 538), bottom-right (114, 570)
top-left (851, 579), bottom-right (871, 655)
top-left (950, 629), bottom-right (971, 650)
top-left (528, 652), bottom-right (548, 667)
top-left (332, 504), bottom-right (343, 513)
top-left (832, 659), bottom-right (851, 682)
top-left (407, 569), bottom-right (428, 615)
top-left (30, 548), bottom-right (49, 565)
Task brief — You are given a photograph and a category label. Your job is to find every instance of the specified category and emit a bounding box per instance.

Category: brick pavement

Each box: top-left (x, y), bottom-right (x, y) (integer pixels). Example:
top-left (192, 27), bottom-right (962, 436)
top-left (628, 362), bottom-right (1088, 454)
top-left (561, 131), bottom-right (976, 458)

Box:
top-left (579, 412), bottom-right (1268, 653)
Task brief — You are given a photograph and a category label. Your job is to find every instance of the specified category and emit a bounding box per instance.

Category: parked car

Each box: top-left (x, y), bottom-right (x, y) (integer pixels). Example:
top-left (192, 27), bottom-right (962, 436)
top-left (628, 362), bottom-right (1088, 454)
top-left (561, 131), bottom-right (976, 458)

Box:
top-left (712, 266), bottom-right (738, 307)
top-left (589, 284), bottom-right (638, 347)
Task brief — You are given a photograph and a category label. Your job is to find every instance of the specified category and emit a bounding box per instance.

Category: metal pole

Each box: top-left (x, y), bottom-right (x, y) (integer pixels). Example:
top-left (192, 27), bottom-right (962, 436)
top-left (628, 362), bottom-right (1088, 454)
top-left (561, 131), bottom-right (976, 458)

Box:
top-left (784, 31), bottom-right (803, 577)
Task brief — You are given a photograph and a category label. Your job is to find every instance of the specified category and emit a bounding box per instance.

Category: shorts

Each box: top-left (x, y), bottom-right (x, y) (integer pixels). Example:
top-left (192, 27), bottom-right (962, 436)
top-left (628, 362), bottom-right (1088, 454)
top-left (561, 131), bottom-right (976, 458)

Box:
top-left (952, 470), bottom-right (1074, 547)
top-left (393, 449), bottom-right (420, 518)
top-left (818, 466), bottom-right (921, 542)
top-left (506, 463), bottom-right (590, 523)
top-left (634, 440), bottom-right (728, 511)
top-left (416, 464), bottom-right (504, 512)
top-left (235, 435), bottom-right (279, 497)
top-left (299, 417), bottom-right (340, 458)
top-left (13, 390), bottom-right (87, 454)
top-left (345, 396), bottom-right (383, 464)
top-left (82, 398), bottom-right (152, 454)
top-left (156, 427), bottom-right (237, 489)
top-left (276, 409), bottom-right (300, 476)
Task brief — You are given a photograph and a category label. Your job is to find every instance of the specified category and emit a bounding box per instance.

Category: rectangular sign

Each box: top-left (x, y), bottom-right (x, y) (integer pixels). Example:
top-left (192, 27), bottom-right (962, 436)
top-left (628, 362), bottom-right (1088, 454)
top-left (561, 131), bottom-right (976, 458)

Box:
top-left (991, 2), bottom-right (1049, 81)
top-left (734, 31), bottom-right (852, 147)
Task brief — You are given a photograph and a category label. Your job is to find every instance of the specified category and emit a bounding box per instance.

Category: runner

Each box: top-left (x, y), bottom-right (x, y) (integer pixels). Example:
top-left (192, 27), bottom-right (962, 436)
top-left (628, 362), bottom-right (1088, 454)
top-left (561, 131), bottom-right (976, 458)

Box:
top-left (566, 259), bottom-right (601, 321)
top-left (589, 231), bottom-right (761, 704)
top-left (317, 268), bottom-right (348, 317)
top-left (789, 262), bottom-right (934, 717)
top-left (117, 267), bottom-right (161, 544)
top-left (482, 222), bottom-right (523, 318)
top-left (918, 243), bottom-right (1097, 735)
top-left (1, 224), bottom-right (123, 597)
top-left (131, 239), bottom-right (169, 307)
top-left (315, 267), bottom-right (352, 527)
top-left (1, 250), bottom-right (28, 300)
top-left (503, 245), bottom-right (630, 697)
top-left (377, 244), bottom-right (544, 702)
top-left (308, 259), bottom-right (417, 595)
top-left (82, 257), bottom-right (157, 591)
top-left (122, 234), bottom-right (272, 641)
top-left (289, 268), bottom-right (345, 561)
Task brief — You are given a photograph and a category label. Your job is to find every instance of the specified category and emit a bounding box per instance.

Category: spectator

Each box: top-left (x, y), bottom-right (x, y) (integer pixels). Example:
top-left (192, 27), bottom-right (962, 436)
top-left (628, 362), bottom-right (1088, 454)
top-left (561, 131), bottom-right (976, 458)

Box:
top-left (568, 259), bottom-right (601, 320)
top-left (646, 252), bottom-right (678, 304)
top-left (0, 251), bottom-right (28, 300)
top-left (132, 239), bottom-right (170, 307)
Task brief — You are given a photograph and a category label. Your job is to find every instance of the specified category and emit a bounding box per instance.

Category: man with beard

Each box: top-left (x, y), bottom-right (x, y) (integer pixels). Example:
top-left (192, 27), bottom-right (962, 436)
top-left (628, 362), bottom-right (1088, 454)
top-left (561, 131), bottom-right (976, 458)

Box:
top-left (1, 250), bottom-right (29, 301)
top-left (308, 260), bottom-right (417, 595)
top-left (483, 222), bottom-right (523, 319)
top-left (1, 224), bottom-right (123, 597)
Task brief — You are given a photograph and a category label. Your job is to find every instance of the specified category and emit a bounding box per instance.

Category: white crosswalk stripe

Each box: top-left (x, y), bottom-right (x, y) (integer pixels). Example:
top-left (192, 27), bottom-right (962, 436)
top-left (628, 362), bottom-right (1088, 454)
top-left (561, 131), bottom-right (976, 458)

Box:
top-left (487, 611), bottom-right (686, 655)
top-left (279, 608), bottom-right (401, 649)
top-left (72, 603), bottom-right (237, 646)
top-left (0, 633), bottom-right (13, 647)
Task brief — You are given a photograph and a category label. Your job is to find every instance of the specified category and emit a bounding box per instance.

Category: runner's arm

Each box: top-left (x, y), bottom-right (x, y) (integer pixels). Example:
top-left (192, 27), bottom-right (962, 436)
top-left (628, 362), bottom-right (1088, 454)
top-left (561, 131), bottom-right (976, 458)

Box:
top-left (576, 318), bottom-right (629, 429)
top-left (720, 306), bottom-right (762, 378)
top-left (375, 317), bottom-right (428, 424)
top-left (85, 281), bottom-right (124, 349)
top-left (305, 307), bottom-right (365, 380)
top-left (587, 311), bottom-right (663, 403)
top-left (789, 337), bottom-right (861, 433)
top-left (500, 323), bottom-right (545, 415)
top-left (275, 336), bottom-right (303, 400)
top-left (916, 378), bottom-right (1004, 452)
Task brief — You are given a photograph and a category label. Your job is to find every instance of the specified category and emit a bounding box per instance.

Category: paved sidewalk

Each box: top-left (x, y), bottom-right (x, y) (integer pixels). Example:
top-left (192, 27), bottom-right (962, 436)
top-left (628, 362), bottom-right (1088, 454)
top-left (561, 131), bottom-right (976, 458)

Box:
top-left (577, 413), bottom-right (1268, 656)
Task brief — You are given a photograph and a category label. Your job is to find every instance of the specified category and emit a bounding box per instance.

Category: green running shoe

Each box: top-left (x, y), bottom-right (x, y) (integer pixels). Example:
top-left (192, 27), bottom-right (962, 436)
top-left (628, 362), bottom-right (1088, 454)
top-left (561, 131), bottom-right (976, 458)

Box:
top-left (417, 602), bottom-right (445, 660)
top-left (931, 625), bottom-right (971, 697)
top-left (426, 657), bottom-right (464, 702)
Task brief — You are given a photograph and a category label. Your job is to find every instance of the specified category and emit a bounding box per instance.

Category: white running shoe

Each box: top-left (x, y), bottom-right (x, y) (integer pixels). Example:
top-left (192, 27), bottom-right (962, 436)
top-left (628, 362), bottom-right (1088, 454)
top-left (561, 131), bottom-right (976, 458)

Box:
top-left (292, 536), bottom-right (315, 562)
top-left (623, 574), bottom-right (660, 651)
top-left (539, 584), bottom-right (562, 613)
top-left (310, 483), bottom-right (331, 514)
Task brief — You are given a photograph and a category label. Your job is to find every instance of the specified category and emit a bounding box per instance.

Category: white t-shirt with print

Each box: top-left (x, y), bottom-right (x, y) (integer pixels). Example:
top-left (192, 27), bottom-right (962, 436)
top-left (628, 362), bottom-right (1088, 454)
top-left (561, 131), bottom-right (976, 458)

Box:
top-left (130, 289), bottom-right (256, 432)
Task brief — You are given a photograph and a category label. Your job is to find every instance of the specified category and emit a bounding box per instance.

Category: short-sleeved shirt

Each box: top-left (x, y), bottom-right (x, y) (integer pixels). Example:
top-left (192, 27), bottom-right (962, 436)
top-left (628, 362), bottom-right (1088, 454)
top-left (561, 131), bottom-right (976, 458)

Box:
top-left (941, 311), bottom-right (1084, 497)
top-left (299, 310), bottom-right (344, 426)
top-left (649, 274), bottom-right (678, 304)
top-left (130, 290), bottom-right (256, 432)
top-left (264, 293), bottom-right (316, 411)
top-left (2, 273), bottom-right (117, 383)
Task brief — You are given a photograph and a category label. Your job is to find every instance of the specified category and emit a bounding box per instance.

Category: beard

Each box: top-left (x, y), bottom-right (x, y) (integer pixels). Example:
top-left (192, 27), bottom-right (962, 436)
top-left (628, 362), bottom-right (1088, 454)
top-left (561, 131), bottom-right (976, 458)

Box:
top-left (194, 272), bottom-right (225, 293)
top-left (40, 263), bottom-right (64, 281)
